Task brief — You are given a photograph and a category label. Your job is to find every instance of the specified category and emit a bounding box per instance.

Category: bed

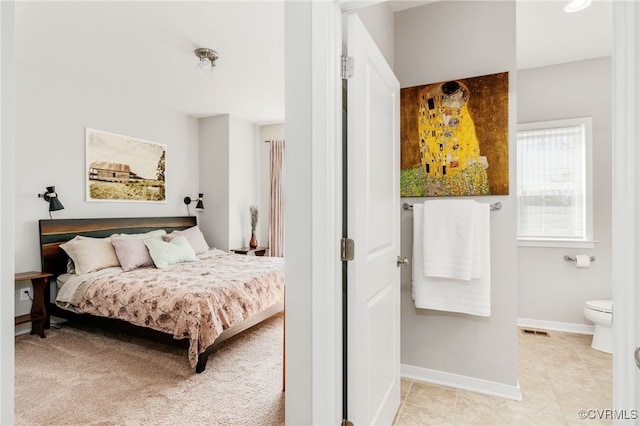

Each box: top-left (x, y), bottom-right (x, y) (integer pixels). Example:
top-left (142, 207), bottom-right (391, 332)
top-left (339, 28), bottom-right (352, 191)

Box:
top-left (39, 216), bottom-right (285, 373)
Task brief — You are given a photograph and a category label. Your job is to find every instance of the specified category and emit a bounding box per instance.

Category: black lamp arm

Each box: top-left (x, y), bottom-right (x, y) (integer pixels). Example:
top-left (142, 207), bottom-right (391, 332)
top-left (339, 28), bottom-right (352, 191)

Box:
top-left (184, 193), bottom-right (204, 210)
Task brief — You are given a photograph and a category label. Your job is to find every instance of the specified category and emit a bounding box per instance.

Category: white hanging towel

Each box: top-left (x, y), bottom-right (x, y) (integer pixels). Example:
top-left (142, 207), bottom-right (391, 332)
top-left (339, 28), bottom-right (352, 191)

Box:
top-left (422, 199), bottom-right (480, 280)
top-left (412, 202), bottom-right (491, 317)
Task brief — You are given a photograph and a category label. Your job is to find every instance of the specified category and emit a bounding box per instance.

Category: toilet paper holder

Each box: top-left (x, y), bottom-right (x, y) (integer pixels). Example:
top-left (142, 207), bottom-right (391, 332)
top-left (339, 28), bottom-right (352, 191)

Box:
top-left (564, 255), bottom-right (596, 262)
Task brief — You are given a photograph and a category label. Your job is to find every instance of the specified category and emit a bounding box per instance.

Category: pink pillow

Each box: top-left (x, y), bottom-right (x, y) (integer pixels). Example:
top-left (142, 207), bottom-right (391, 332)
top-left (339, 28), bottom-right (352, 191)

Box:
top-left (111, 238), bottom-right (154, 272)
top-left (163, 225), bottom-right (209, 254)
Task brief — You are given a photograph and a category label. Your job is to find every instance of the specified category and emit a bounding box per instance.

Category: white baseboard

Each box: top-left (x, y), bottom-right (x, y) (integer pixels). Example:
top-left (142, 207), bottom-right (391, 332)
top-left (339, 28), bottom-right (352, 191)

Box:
top-left (401, 364), bottom-right (522, 401)
top-left (14, 323), bottom-right (31, 336)
top-left (14, 317), bottom-right (67, 337)
top-left (517, 317), bottom-right (594, 335)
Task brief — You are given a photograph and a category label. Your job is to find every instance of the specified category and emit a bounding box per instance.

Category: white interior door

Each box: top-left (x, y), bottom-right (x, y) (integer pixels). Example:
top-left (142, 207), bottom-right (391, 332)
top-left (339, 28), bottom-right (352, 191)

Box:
top-left (346, 13), bottom-right (401, 425)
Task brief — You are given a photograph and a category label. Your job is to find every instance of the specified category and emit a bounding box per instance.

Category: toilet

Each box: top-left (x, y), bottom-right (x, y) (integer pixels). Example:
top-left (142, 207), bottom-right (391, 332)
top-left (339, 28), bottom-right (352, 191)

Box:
top-left (583, 300), bottom-right (613, 354)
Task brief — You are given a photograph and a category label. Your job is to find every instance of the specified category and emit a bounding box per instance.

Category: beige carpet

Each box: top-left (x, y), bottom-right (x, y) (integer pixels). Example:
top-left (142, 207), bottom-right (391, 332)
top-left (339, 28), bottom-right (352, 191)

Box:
top-left (15, 313), bottom-right (285, 426)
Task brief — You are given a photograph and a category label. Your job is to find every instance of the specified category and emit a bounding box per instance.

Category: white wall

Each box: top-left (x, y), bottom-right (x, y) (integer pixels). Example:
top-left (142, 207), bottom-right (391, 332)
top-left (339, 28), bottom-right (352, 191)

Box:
top-left (14, 64), bottom-right (199, 322)
top-left (198, 114), bottom-right (262, 251)
top-left (354, 1), bottom-right (394, 69)
top-left (198, 115), bottom-right (230, 250)
top-left (14, 54), bottom-right (199, 318)
top-left (517, 57), bottom-right (612, 329)
top-left (395, 1), bottom-right (519, 396)
top-left (13, 4), bottom-right (200, 271)
top-left (14, 101), bottom-right (198, 269)
top-left (228, 116), bottom-right (260, 249)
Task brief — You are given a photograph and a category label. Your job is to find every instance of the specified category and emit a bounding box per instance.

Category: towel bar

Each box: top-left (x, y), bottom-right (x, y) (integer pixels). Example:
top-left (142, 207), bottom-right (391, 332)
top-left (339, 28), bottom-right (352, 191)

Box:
top-left (403, 201), bottom-right (502, 211)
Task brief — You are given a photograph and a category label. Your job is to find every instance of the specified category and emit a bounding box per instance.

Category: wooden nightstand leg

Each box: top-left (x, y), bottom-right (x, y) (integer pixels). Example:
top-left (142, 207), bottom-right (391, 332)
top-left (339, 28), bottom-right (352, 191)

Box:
top-left (44, 280), bottom-right (51, 330)
top-left (30, 277), bottom-right (48, 338)
top-left (30, 322), bottom-right (45, 338)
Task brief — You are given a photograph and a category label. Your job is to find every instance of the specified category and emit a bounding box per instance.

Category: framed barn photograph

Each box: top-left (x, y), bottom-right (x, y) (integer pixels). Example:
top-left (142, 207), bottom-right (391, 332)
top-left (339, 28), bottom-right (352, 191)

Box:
top-left (86, 128), bottom-right (166, 203)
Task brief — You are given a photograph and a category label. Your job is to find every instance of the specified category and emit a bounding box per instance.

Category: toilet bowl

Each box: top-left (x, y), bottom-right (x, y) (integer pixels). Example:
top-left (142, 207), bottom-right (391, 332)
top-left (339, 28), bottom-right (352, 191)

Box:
top-left (583, 300), bottom-right (613, 354)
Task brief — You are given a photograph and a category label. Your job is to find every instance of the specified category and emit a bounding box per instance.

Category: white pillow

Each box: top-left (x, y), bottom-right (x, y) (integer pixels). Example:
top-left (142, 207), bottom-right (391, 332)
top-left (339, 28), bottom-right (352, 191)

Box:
top-left (66, 258), bottom-right (76, 274)
top-left (110, 229), bottom-right (166, 240)
top-left (162, 226), bottom-right (210, 254)
top-left (144, 235), bottom-right (199, 269)
top-left (59, 236), bottom-right (120, 275)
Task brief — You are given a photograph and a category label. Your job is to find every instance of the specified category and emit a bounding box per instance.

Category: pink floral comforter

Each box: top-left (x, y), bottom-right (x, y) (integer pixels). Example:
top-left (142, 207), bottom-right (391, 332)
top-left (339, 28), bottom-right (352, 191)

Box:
top-left (58, 251), bottom-right (285, 367)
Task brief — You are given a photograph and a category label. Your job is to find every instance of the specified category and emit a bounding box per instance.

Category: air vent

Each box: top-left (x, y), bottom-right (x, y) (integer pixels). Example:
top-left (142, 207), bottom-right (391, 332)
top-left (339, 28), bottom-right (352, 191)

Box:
top-left (521, 328), bottom-right (550, 336)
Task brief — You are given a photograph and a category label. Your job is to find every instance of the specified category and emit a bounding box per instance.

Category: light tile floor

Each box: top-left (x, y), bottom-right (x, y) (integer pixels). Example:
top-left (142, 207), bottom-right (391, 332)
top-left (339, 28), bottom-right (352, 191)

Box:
top-left (394, 328), bottom-right (613, 425)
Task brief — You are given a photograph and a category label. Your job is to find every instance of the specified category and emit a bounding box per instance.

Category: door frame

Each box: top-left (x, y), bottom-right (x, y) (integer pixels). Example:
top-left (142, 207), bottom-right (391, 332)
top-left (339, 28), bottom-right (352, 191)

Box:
top-left (283, 1), bottom-right (343, 425)
top-left (611, 0), bottom-right (640, 415)
top-left (283, 2), bottom-right (387, 425)
top-left (0, 1), bottom-right (16, 424)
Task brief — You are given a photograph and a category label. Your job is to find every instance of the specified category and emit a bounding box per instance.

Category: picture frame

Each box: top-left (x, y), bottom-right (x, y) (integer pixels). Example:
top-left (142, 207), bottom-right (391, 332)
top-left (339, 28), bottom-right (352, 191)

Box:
top-left (86, 128), bottom-right (167, 203)
top-left (400, 71), bottom-right (509, 197)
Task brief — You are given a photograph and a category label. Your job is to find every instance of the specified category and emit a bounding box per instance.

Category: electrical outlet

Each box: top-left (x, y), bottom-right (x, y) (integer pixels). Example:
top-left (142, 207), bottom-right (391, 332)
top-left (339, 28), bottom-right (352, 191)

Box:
top-left (20, 288), bottom-right (32, 301)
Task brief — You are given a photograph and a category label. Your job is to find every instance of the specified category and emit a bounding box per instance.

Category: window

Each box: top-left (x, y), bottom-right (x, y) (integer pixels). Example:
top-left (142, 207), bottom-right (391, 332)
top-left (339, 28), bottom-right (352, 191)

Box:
top-left (516, 117), bottom-right (593, 247)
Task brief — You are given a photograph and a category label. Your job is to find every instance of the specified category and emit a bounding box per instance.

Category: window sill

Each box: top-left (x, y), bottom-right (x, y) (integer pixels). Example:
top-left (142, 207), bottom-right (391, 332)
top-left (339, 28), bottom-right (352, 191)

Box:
top-left (517, 239), bottom-right (597, 249)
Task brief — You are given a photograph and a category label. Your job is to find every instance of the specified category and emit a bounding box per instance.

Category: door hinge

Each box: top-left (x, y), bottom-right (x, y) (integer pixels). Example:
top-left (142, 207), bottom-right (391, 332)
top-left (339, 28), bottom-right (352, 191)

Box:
top-left (341, 56), bottom-right (354, 79)
top-left (341, 238), bottom-right (354, 262)
top-left (341, 420), bottom-right (354, 426)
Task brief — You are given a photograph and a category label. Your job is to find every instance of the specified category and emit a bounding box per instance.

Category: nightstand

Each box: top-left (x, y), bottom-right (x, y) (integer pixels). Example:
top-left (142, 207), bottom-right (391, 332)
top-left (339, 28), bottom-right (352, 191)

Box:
top-left (15, 271), bottom-right (53, 338)
top-left (231, 246), bottom-right (269, 256)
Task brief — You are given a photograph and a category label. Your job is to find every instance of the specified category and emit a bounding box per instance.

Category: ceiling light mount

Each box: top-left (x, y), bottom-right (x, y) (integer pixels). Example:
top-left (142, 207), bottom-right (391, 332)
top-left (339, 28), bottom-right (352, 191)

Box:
top-left (194, 48), bottom-right (219, 71)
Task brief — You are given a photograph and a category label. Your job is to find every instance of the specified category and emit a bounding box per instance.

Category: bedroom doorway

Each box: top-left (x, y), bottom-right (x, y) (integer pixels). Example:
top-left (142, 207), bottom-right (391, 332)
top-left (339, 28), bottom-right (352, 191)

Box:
top-left (5, 1), bottom-right (287, 424)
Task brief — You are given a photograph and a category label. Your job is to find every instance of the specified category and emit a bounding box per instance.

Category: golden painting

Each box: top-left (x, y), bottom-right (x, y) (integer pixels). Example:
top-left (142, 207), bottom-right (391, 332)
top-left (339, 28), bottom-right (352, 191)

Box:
top-left (400, 71), bottom-right (509, 197)
top-left (86, 128), bottom-right (166, 203)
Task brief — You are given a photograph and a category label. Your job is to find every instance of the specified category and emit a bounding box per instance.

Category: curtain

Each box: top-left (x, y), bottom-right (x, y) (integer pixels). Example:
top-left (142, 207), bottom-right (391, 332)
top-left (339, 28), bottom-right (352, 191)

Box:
top-left (268, 140), bottom-right (285, 257)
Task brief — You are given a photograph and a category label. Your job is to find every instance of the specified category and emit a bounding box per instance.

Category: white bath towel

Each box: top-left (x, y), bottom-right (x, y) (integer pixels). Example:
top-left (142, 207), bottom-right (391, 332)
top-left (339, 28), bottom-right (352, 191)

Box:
top-left (422, 199), bottom-right (480, 281)
top-left (412, 202), bottom-right (491, 317)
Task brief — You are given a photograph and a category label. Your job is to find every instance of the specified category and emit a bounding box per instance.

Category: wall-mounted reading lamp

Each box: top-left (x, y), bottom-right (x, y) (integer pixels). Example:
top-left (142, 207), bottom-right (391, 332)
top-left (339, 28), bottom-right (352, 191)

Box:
top-left (38, 186), bottom-right (64, 218)
top-left (184, 193), bottom-right (204, 215)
